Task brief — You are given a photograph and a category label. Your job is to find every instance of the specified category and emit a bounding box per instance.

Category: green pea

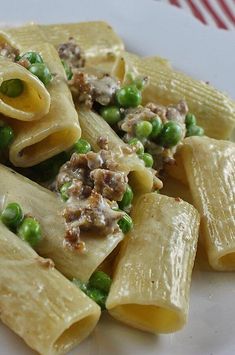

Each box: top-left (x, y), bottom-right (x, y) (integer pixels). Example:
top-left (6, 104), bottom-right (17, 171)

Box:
top-left (185, 113), bottom-right (197, 127)
top-left (29, 63), bottom-right (52, 86)
top-left (140, 152), bottom-right (154, 168)
top-left (118, 184), bottom-right (133, 210)
top-left (128, 138), bottom-right (144, 155)
top-left (116, 85), bottom-right (142, 108)
top-left (17, 217), bottom-right (42, 248)
top-left (60, 182), bottom-right (72, 201)
top-left (118, 212), bottom-right (133, 234)
top-left (135, 120), bottom-right (153, 139)
top-left (159, 121), bottom-right (182, 148)
top-left (186, 125), bottom-right (204, 137)
top-left (0, 125), bottom-right (14, 150)
top-left (17, 51), bottom-right (43, 64)
top-left (1, 202), bottom-right (23, 230)
top-left (134, 77), bottom-right (146, 91)
top-left (89, 271), bottom-right (112, 293)
top-left (149, 116), bottom-right (163, 139)
top-left (0, 79), bottom-right (24, 97)
top-left (72, 278), bottom-right (88, 293)
top-left (61, 60), bottom-right (73, 80)
top-left (73, 138), bottom-right (91, 154)
top-left (86, 288), bottom-right (107, 310)
top-left (100, 106), bottom-right (121, 125)
top-left (126, 72), bottom-right (147, 91)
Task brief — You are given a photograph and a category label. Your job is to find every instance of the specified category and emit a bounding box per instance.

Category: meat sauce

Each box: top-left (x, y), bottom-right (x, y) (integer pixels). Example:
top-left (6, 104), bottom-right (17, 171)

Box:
top-left (56, 143), bottom-right (127, 251)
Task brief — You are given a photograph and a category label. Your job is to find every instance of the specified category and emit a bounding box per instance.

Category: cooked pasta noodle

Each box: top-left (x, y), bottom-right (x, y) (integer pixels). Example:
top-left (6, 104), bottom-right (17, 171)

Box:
top-left (107, 193), bottom-right (200, 333)
top-left (181, 136), bottom-right (235, 271)
top-left (0, 222), bottom-right (100, 355)
top-left (0, 19), bottom-right (234, 355)
top-left (114, 52), bottom-right (235, 140)
top-left (0, 57), bottom-right (50, 121)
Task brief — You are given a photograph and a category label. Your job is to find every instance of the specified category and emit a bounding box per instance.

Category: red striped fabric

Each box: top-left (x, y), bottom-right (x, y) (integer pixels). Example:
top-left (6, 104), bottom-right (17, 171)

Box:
top-left (219, 0), bottom-right (235, 23)
top-left (188, 0), bottom-right (207, 24)
top-left (166, 0), bottom-right (235, 30)
top-left (201, 0), bottom-right (228, 29)
top-left (169, 0), bottom-right (181, 6)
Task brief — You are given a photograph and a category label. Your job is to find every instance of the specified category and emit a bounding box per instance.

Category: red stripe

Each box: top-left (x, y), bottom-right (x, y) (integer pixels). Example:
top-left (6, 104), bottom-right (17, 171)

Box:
top-left (200, 0), bottom-right (228, 29)
top-left (169, 0), bottom-right (181, 7)
top-left (218, 0), bottom-right (235, 24)
top-left (187, 0), bottom-right (207, 24)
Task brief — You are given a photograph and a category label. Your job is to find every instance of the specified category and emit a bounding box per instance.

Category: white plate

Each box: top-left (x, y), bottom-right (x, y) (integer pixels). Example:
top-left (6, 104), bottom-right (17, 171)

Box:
top-left (0, 1), bottom-right (235, 355)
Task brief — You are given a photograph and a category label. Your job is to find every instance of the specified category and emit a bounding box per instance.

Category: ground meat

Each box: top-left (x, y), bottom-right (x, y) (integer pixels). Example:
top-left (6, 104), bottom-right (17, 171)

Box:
top-left (56, 146), bottom-right (128, 250)
top-left (166, 100), bottom-right (188, 125)
top-left (69, 71), bottom-right (120, 107)
top-left (69, 71), bottom-right (93, 106)
top-left (64, 191), bottom-right (124, 237)
top-left (175, 100), bottom-right (188, 115)
top-left (91, 168), bottom-right (127, 201)
top-left (120, 101), bottom-right (188, 172)
top-left (86, 151), bottom-right (104, 170)
top-left (120, 106), bottom-right (156, 139)
top-left (16, 58), bottom-right (30, 69)
top-left (146, 100), bottom-right (188, 124)
top-left (36, 257), bottom-right (55, 269)
top-left (89, 74), bottom-right (120, 106)
top-left (145, 102), bottom-right (167, 123)
top-left (0, 43), bottom-right (19, 61)
top-left (58, 37), bottom-right (85, 69)
top-left (175, 197), bottom-right (182, 202)
top-left (64, 225), bottom-right (86, 252)
top-left (97, 136), bottom-right (109, 150)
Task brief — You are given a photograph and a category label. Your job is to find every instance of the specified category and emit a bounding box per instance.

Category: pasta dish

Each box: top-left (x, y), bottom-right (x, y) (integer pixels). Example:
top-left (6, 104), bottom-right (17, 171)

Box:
top-left (0, 21), bottom-right (234, 355)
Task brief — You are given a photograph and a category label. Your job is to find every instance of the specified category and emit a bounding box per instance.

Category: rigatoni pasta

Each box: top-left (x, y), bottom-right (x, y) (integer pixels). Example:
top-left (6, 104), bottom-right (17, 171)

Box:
top-left (0, 19), bottom-right (234, 355)
top-left (0, 26), bottom-right (81, 167)
top-left (0, 163), bottom-right (123, 281)
top-left (2, 21), bottom-right (124, 73)
top-left (77, 107), bottom-right (162, 194)
top-left (180, 136), bottom-right (235, 271)
top-left (41, 21), bottom-right (124, 65)
top-left (0, 57), bottom-right (50, 121)
top-left (107, 193), bottom-right (200, 333)
top-left (9, 43), bottom-right (80, 167)
top-left (0, 221), bottom-right (100, 355)
top-left (114, 52), bottom-right (235, 140)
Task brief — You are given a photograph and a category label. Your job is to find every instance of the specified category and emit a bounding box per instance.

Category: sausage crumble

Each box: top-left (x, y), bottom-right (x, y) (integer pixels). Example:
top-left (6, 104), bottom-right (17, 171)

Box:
top-left (56, 144), bottom-right (127, 251)
top-left (57, 37), bottom-right (85, 69)
top-left (120, 100), bottom-right (188, 172)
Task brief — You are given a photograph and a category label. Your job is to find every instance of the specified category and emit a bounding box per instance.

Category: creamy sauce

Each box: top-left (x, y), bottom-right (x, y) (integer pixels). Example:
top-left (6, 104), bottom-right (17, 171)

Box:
top-left (56, 147), bottom-right (127, 251)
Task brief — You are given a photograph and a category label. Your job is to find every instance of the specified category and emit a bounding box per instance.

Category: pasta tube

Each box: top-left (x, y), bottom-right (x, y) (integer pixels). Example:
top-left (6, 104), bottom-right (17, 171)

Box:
top-left (8, 43), bottom-right (80, 167)
top-left (0, 27), bottom-right (81, 167)
top-left (0, 58), bottom-right (50, 121)
top-left (40, 21), bottom-right (124, 65)
top-left (0, 222), bottom-right (100, 355)
top-left (160, 176), bottom-right (193, 205)
top-left (181, 136), bottom-right (235, 271)
top-left (0, 24), bottom-right (44, 52)
top-left (77, 107), bottom-right (162, 194)
top-left (114, 52), bottom-right (235, 140)
top-left (107, 193), bottom-right (200, 333)
top-left (164, 145), bottom-right (188, 185)
top-left (0, 164), bottom-right (123, 281)
top-left (2, 22), bottom-right (124, 68)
